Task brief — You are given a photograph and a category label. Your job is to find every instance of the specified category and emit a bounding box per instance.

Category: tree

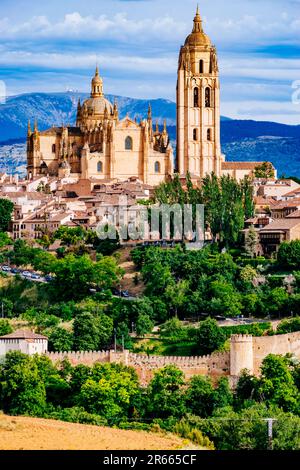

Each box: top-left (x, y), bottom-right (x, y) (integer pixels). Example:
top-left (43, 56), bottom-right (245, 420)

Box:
top-left (78, 364), bottom-right (140, 422)
top-left (210, 280), bottom-right (243, 318)
top-left (240, 265), bottom-right (258, 284)
top-left (73, 312), bottom-right (113, 351)
top-left (254, 162), bottom-right (275, 179)
top-left (0, 232), bottom-right (12, 249)
top-left (51, 254), bottom-right (123, 301)
top-left (135, 312), bottom-right (154, 337)
top-left (0, 319), bottom-right (13, 336)
top-left (0, 298), bottom-right (14, 318)
top-left (277, 241), bottom-right (300, 270)
top-left (244, 226), bottom-right (258, 258)
top-left (32, 250), bottom-right (56, 274)
top-left (197, 318), bottom-right (226, 354)
top-left (165, 280), bottom-right (189, 317)
top-left (185, 375), bottom-right (215, 417)
top-left (146, 365), bottom-right (186, 418)
top-left (0, 351), bottom-right (46, 415)
top-left (258, 354), bottom-right (300, 414)
top-left (0, 199), bottom-right (14, 232)
top-left (48, 327), bottom-right (74, 352)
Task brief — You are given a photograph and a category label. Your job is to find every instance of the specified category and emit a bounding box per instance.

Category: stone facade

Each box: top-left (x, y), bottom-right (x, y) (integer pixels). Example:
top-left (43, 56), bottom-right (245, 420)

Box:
top-left (27, 68), bottom-right (174, 186)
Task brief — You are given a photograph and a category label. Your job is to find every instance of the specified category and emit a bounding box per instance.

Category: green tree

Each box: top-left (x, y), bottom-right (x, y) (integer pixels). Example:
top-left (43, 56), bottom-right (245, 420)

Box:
top-left (0, 298), bottom-right (14, 318)
top-left (48, 327), bottom-right (74, 352)
top-left (210, 280), bottom-right (243, 318)
top-left (185, 375), bottom-right (215, 417)
top-left (277, 241), bottom-right (300, 269)
top-left (73, 312), bottom-right (113, 351)
top-left (197, 318), bottom-right (226, 354)
top-left (51, 254), bottom-right (122, 301)
top-left (78, 364), bottom-right (140, 422)
top-left (146, 365), bottom-right (186, 418)
top-left (0, 319), bottom-right (13, 336)
top-left (135, 312), bottom-right (154, 337)
top-left (254, 162), bottom-right (275, 179)
top-left (0, 351), bottom-right (46, 415)
top-left (258, 354), bottom-right (300, 414)
top-left (244, 226), bottom-right (258, 258)
top-left (0, 199), bottom-right (14, 232)
top-left (0, 232), bottom-right (12, 249)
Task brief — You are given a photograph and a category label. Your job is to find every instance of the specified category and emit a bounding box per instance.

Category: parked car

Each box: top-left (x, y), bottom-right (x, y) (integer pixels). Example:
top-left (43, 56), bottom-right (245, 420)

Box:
top-left (30, 273), bottom-right (41, 280)
top-left (22, 271), bottom-right (32, 277)
top-left (11, 268), bottom-right (20, 274)
top-left (121, 290), bottom-right (130, 298)
top-left (1, 265), bottom-right (11, 272)
top-left (44, 275), bottom-right (54, 282)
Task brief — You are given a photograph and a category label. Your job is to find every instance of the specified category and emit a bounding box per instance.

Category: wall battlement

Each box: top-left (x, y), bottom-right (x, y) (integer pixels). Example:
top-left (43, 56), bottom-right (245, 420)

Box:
top-left (46, 331), bottom-right (300, 385)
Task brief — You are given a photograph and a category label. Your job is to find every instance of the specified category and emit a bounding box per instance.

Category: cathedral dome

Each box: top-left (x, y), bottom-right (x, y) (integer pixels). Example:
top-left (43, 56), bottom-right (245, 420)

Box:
top-left (81, 66), bottom-right (114, 117)
top-left (83, 96), bottom-right (113, 116)
top-left (185, 6), bottom-right (211, 47)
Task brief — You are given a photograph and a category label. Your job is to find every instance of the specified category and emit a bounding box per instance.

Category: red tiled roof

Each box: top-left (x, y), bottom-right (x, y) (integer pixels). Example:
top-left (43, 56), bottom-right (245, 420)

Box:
top-left (0, 329), bottom-right (48, 340)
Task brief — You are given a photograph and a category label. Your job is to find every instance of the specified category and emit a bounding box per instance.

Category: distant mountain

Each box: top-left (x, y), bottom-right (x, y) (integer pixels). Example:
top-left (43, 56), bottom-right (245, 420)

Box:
top-left (0, 92), bottom-right (299, 177)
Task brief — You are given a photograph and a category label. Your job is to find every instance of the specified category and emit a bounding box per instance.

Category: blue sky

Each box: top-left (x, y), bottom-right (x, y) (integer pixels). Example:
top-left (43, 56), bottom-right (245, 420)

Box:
top-left (0, 0), bottom-right (299, 124)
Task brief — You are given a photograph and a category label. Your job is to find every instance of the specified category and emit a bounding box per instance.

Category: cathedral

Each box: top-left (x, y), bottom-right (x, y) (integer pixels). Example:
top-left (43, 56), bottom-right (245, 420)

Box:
top-left (27, 6), bottom-right (269, 185)
top-left (27, 67), bottom-right (174, 185)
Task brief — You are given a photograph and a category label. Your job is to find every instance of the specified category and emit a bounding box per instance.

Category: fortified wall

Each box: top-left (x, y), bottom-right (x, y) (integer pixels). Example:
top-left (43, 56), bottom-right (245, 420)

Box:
top-left (46, 331), bottom-right (300, 385)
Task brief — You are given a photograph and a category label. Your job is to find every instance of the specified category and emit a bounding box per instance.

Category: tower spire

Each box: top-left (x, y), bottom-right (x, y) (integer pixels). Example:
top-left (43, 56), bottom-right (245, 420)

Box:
top-left (193, 4), bottom-right (203, 32)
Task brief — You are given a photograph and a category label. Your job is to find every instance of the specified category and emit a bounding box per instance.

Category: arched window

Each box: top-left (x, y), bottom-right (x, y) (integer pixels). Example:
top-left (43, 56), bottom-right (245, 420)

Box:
top-left (205, 87), bottom-right (211, 108)
top-left (125, 136), bottom-right (133, 150)
top-left (97, 161), bottom-right (103, 173)
top-left (155, 161), bottom-right (161, 174)
top-left (193, 129), bottom-right (198, 141)
top-left (193, 87), bottom-right (199, 107)
top-left (199, 60), bottom-right (204, 74)
top-left (52, 144), bottom-right (56, 154)
top-left (207, 129), bottom-right (212, 141)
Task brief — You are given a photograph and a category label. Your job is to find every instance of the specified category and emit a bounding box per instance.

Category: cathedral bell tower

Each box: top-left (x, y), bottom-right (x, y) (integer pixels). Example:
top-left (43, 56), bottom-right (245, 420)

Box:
top-left (176, 6), bottom-right (224, 178)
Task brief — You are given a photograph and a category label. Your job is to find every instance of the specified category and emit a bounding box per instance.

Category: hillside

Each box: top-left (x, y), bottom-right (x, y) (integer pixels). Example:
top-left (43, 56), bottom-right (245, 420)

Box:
top-left (0, 91), bottom-right (299, 176)
top-left (0, 414), bottom-right (187, 450)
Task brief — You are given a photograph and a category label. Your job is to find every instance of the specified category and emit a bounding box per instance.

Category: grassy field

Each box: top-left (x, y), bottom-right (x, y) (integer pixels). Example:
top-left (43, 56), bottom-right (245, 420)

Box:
top-left (0, 414), bottom-right (188, 450)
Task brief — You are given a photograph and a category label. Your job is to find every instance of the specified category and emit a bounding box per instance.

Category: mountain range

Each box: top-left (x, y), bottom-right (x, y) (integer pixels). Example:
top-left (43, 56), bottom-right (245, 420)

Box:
top-left (0, 92), bottom-right (299, 177)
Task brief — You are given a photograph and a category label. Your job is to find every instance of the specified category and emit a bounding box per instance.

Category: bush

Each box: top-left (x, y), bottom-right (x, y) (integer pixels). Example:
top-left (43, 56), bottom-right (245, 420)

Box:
top-left (47, 406), bottom-right (108, 426)
top-left (174, 418), bottom-right (215, 449)
top-left (0, 319), bottom-right (13, 336)
top-left (222, 322), bottom-right (271, 339)
top-left (277, 317), bottom-right (300, 335)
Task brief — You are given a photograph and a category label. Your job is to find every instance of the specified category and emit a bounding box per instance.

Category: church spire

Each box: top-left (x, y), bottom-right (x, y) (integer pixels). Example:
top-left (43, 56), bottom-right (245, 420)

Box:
top-left (91, 66), bottom-right (103, 98)
top-left (193, 4), bottom-right (203, 33)
top-left (27, 120), bottom-right (32, 136)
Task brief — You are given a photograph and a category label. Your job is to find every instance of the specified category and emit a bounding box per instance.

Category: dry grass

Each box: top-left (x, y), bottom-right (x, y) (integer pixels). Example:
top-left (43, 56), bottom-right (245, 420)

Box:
top-left (0, 414), bottom-right (186, 450)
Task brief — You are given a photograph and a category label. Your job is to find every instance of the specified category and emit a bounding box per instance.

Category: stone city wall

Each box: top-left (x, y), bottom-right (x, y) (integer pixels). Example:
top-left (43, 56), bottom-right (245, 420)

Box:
top-left (46, 331), bottom-right (300, 385)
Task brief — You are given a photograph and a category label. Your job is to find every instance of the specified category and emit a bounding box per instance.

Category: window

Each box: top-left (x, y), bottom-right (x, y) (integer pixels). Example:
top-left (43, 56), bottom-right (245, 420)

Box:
top-left (199, 60), bottom-right (204, 74)
top-left (125, 136), bottom-right (133, 150)
top-left (155, 161), bottom-right (161, 174)
top-left (207, 129), bottom-right (212, 141)
top-left (97, 161), bottom-right (103, 173)
top-left (52, 144), bottom-right (56, 153)
top-left (193, 129), bottom-right (198, 141)
top-left (205, 87), bottom-right (211, 108)
top-left (193, 87), bottom-right (199, 107)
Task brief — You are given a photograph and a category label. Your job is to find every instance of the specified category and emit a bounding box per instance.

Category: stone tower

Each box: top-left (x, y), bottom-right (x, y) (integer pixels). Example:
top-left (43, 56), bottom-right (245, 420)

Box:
top-left (176, 6), bottom-right (224, 178)
top-left (230, 335), bottom-right (254, 377)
